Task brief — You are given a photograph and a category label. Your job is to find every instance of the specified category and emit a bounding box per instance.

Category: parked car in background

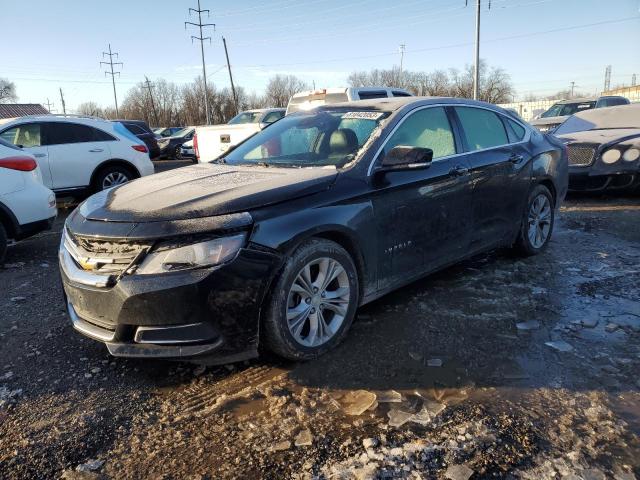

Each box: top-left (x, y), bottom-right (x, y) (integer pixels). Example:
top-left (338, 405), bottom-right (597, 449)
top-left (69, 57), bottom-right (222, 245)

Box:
top-left (113, 119), bottom-right (160, 159)
top-left (154, 127), bottom-right (183, 138)
top-left (59, 97), bottom-right (566, 364)
top-left (194, 108), bottom-right (285, 163)
top-left (554, 103), bottom-right (640, 192)
top-left (0, 138), bottom-right (57, 261)
top-left (180, 138), bottom-right (195, 161)
top-left (530, 96), bottom-right (630, 132)
top-left (286, 87), bottom-right (413, 114)
top-left (0, 115), bottom-right (154, 195)
top-left (157, 127), bottom-right (195, 159)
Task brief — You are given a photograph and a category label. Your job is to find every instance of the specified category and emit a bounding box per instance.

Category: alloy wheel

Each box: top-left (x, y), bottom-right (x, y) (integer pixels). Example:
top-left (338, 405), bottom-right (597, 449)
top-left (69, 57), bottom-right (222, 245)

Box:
top-left (102, 172), bottom-right (129, 189)
top-left (527, 193), bottom-right (552, 249)
top-left (286, 257), bottom-right (351, 348)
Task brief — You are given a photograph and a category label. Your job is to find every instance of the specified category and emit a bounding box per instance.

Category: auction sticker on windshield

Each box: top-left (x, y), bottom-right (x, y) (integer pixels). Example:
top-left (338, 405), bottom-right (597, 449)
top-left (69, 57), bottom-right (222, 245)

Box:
top-left (342, 112), bottom-right (385, 120)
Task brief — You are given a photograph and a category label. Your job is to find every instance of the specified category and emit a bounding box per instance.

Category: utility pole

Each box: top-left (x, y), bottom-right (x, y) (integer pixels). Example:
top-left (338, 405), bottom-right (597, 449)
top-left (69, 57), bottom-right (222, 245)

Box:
top-left (398, 44), bottom-right (406, 85)
top-left (59, 88), bottom-right (66, 115)
top-left (570, 81), bottom-right (576, 98)
top-left (186, 0), bottom-right (215, 125)
top-left (144, 76), bottom-right (159, 127)
top-left (632, 74), bottom-right (637, 87)
top-left (100, 44), bottom-right (123, 117)
top-left (604, 65), bottom-right (612, 92)
top-left (44, 98), bottom-right (54, 113)
top-left (473, 0), bottom-right (481, 100)
top-left (222, 36), bottom-right (239, 116)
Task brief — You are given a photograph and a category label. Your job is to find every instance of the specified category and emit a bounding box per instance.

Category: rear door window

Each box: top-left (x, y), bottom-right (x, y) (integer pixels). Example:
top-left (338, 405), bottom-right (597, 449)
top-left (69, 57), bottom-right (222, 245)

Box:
top-left (46, 123), bottom-right (97, 145)
top-left (383, 107), bottom-right (456, 159)
top-left (506, 118), bottom-right (526, 141)
top-left (0, 123), bottom-right (42, 147)
top-left (455, 107), bottom-right (509, 151)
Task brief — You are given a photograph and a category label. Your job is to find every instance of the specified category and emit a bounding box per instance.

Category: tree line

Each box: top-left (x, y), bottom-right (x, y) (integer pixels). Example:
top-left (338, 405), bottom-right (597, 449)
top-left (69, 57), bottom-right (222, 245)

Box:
top-left (77, 74), bottom-right (309, 127)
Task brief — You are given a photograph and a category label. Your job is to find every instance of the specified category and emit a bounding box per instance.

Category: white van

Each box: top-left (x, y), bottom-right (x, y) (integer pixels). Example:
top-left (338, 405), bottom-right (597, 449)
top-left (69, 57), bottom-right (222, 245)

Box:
top-left (286, 87), bottom-right (413, 115)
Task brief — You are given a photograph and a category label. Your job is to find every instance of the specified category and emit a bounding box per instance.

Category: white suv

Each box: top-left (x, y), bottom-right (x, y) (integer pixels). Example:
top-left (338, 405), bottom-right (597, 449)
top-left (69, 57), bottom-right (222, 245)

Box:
top-left (0, 115), bottom-right (155, 194)
top-left (286, 87), bottom-right (413, 114)
top-left (0, 138), bottom-right (57, 261)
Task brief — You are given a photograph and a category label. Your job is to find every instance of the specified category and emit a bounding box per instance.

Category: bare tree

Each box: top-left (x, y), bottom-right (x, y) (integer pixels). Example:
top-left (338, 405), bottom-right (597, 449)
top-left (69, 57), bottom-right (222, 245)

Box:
top-left (76, 102), bottom-right (104, 117)
top-left (264, 75), bottom-right (309, 108)
top-left (0, 78), bottom-right (17, 103)
top-left (347, 61), bottom-right (515, 103)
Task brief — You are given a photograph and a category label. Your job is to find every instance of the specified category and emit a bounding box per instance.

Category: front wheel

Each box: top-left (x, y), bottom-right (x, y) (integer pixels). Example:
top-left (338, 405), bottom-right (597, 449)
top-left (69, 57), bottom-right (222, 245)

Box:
top-left (514, 184), bottom-right (555, 256)
top-left (174, 146), bottom-right (182, 159)
top-left (0, 222), bottom-right (7, 263)
top-left (263, 238), bottom-right (359, 361)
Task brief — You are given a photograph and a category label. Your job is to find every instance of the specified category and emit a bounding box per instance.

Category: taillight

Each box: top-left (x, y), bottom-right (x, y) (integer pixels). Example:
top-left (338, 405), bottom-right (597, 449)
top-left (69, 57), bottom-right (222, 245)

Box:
top-left (132, 145), bottom-right (148, 153)
top-left (0, 156), bottom-right (38, 171)
top-left (193, 133), bottom-right (199, 161)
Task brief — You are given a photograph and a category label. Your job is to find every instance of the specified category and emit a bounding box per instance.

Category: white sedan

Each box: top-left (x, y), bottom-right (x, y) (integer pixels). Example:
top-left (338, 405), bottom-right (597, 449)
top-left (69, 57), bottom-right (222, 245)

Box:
top-left (0, 138), bottom-right (57, 261)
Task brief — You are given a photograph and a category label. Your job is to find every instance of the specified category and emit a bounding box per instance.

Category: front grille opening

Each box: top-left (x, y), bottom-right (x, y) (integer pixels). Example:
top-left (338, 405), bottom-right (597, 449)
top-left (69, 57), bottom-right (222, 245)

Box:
top-left (567, 145), bottom-right (596, 167)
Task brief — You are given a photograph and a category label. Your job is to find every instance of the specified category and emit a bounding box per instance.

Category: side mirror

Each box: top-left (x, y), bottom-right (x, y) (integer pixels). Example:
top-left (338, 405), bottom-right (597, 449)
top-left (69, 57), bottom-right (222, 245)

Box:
top-left (378, 146), bottom-right (433, 173)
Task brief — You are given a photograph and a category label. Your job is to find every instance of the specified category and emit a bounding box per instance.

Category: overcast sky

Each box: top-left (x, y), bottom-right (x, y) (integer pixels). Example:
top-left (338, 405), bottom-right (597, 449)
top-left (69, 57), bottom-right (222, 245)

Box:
top-left (3, 0), bottom-right (639, 111)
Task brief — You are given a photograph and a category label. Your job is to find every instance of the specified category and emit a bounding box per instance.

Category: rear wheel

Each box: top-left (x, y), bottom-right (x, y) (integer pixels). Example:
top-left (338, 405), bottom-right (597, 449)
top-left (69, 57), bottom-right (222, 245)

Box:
top-left (174, 146), bottom-right (182, 159)
top-left (0, 222), bottom-right (7, 264)
top-left (263, 238), bottom-right (359, 360)
top-left (94, 165), bottom-right (134, 191)
top-left (514, 184), bottom-right (555, 256)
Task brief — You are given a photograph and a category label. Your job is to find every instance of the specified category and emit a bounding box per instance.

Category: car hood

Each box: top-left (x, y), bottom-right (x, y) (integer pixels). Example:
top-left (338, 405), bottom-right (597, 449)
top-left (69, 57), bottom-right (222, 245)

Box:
top-left (530, 115), bottom-right (567, 126)
top-left (81, 163), bottom-right (338, 222)
top-left (555, 129), bottom-right (640, 145)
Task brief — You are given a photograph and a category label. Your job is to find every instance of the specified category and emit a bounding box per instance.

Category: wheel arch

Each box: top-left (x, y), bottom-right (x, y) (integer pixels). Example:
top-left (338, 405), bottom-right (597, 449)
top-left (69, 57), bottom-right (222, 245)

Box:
top-left (0, 201), bottom-right (19, 239)
top-left (90, 159), bottom-right (141, 188)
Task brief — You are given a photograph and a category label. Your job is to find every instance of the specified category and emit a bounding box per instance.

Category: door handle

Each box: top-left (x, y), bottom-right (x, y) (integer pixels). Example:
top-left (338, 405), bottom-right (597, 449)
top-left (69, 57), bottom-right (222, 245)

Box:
top-left (33, 153), bottom-right (46, 158)
top-left (509, 153), bottom-right (524, 163)
top-left (89, 148), bottom-right (104, 153)
top-left (449, 165), bottom-right (469, 177)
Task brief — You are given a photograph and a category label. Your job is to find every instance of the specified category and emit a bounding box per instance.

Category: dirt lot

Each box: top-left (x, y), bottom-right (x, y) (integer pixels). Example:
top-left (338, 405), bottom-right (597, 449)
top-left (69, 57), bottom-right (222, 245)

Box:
top-left (1, 176), bottom-right (639, 478)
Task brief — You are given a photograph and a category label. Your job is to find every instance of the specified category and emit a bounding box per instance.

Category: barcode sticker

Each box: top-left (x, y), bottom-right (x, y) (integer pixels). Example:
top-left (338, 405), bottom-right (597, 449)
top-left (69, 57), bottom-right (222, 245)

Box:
top-left (342, 111), bottom-right (384, 120)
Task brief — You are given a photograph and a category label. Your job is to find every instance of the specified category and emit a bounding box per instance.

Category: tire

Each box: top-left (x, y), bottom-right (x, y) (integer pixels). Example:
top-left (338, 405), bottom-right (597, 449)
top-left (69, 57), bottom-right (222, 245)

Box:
top-left (93, 165), bottom-right (134, 192)
top-left (263, 238), bottom-right (359, 361)
top-left (0, 222), bottom-right (7, 264)
top-left (174, 146), bottom-right (182, 160)
top-left (514, 184), bottom-right (555, 256)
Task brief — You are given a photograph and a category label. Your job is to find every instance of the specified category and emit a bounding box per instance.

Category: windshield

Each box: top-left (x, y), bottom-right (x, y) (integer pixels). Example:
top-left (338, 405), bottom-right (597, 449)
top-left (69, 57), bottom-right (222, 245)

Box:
top-left (222, 109), bottom-right (389, 168)
top-left (173, 127), bottom-right (193, 138)
top-left (228, 112), bottom-right (262, 124)
top-left (541, 101), bottom-right (595, 118)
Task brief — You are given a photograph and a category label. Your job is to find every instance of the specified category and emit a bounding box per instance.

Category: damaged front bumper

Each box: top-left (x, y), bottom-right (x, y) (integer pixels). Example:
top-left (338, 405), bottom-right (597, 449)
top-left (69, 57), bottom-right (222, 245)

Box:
top-left (60, 233), bottom-right (282, 363)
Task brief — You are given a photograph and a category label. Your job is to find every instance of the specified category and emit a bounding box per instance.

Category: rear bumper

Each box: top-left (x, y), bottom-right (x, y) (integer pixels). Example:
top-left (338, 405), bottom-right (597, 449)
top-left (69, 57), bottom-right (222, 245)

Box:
top-left (60, 246), bottom-right (282, 362)
top-left (15, 215), bottom-right (56, 240)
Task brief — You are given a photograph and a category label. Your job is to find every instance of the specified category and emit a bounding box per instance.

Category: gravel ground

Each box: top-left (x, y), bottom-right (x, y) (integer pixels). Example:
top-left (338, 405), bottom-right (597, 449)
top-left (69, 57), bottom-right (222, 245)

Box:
top-left (0, 183), bottom-right (639, 479)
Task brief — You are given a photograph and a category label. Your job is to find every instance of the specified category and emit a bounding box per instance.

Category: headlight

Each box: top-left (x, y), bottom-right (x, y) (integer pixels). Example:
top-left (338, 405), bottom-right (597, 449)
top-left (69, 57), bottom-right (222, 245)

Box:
top-left (601, 148), bottom-right (621, 164)
top-left (623, 148), bottom-right (640, 162)
top-left (136, 233), bottom-right (246, 275)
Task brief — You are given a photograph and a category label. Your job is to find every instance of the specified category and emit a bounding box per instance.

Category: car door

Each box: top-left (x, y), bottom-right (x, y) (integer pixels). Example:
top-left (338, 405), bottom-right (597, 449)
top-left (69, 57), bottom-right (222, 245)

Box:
top-left (45, 122), bottom-right (111, 190)
top-left (452, 106), bottom-right (532, 250)
top-left (370, 106), bottom-right (473, 290)
top-left (0, 122), bottom-right (52, 187)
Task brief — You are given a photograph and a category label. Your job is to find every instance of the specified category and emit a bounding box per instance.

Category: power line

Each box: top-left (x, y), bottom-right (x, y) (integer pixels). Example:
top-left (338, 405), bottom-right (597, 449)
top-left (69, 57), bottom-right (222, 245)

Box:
top-left (185, 0), bottom-right (215, 125)
top-left (100, 44), bottom-right (123, 117)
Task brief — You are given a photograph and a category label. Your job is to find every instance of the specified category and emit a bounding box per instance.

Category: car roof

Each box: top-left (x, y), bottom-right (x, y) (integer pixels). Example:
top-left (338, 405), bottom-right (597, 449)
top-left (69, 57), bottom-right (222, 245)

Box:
top-left (555, 97), bottom-right (597, 104)
top-left (0, 114), bottom-right (113, 127)
top-left (313, 96), bottom-right (507, 114)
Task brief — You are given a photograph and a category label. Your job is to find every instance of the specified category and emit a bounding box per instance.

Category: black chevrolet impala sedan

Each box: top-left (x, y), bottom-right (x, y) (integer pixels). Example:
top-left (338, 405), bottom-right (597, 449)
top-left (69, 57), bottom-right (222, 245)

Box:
top-left (59, 97), bottom-right (568, 363)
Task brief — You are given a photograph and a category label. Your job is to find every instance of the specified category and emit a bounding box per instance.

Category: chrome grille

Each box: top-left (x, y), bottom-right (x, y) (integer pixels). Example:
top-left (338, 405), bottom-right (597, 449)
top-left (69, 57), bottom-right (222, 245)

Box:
top-left (567, 145), bottom-right (596, 167)
top-left (64, 229), bottom-right (150, 275)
